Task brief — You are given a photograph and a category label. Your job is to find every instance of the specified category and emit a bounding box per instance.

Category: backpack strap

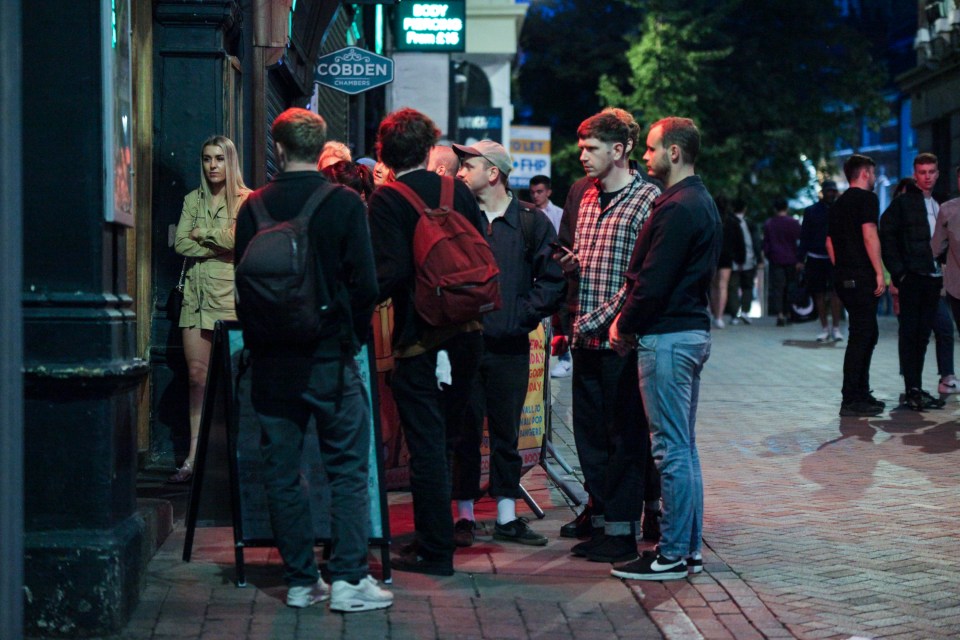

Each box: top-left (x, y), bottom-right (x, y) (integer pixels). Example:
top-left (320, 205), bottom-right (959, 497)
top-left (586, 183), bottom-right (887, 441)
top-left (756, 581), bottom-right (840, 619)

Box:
top-left (389, 180), bottom-right (433, 215)
top-left (518, 201), bottom-right (537, 263)
top-left (294, 181), bottom-right (339, 223)
top-left (438, 174), bottom-right (455, 211)
top-left (247, 191), bottom-right (273, 231)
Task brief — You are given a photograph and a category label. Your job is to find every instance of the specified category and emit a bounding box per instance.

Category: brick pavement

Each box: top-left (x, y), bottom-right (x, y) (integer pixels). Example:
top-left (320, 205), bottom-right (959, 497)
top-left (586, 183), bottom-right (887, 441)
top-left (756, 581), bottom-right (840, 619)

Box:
top-left (89, 316), bottom-right (958, 640)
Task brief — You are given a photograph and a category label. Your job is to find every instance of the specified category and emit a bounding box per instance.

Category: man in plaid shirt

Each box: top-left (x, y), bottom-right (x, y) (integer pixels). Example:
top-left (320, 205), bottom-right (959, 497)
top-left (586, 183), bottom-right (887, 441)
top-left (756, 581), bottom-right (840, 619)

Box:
top-left (558, 110), bottom-right (660, 564)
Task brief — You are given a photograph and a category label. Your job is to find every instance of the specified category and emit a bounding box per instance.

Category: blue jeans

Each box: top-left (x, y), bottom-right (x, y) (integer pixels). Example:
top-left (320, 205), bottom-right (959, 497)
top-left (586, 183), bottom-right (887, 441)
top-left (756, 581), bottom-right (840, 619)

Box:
top-left (636, 331), bottom-right (710, 560)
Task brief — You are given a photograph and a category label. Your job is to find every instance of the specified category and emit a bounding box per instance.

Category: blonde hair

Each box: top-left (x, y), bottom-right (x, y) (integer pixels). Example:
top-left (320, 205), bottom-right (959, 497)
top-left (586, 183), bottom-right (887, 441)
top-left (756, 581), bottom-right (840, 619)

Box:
top-left (199, 135), bottom-right (250, 215)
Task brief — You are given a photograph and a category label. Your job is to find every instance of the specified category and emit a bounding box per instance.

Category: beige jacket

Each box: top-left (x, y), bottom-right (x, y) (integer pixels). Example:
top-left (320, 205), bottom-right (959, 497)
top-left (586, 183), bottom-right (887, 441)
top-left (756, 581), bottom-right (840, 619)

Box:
top-left (175, 187), bottom-right (250, 330)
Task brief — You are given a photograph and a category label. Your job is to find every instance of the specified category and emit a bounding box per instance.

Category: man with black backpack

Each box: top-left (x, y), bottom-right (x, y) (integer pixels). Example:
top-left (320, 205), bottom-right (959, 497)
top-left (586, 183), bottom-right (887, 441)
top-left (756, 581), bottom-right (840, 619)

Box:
top-left (447, 140), bottom-right (565, 548)
top-left (367, 108), bottom-right (491, 576)
top-left (234, 108), bottom-right (393, 612)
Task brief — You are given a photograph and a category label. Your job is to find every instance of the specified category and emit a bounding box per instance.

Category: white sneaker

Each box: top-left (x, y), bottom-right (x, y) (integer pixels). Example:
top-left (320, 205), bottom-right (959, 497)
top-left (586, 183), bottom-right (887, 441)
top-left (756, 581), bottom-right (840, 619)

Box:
top-left (550, 359), bottom-right (572, 378)
top-left (330, 575), bottom-right (394, 613)
top-left (939, 376), bottom-right (960, 394)
top-left (831, 327), bottom-right (843, 342)
top-left (712, 317), bottom-right (725, 329)
top-left (286, 577), bottom-right (330, 608)
top-left (815, 329), bottom-right (830, 342)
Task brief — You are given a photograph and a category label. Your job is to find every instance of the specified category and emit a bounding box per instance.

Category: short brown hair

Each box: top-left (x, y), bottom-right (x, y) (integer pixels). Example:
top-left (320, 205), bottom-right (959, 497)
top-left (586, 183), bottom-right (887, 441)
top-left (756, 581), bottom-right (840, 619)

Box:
top-left (271, 108), bottom-right (327, 163)
top-left (914, 152), bottom-right (938, 168)
top-left (843, 154), bottom-right (875, 182)
top-left (375, 108), bottom-right (440, 172)
top-left (577, 111), bottom-right (630, 148)
top-left (651, 117), bottom-right (700, 164)
top-left (601, 107), bottom-right (641, 156)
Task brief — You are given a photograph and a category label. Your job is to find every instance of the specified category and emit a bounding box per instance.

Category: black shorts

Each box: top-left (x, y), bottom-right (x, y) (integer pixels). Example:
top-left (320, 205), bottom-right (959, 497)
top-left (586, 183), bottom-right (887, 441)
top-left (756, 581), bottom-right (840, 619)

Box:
top-left (804, 257), bottom-right (833, 293)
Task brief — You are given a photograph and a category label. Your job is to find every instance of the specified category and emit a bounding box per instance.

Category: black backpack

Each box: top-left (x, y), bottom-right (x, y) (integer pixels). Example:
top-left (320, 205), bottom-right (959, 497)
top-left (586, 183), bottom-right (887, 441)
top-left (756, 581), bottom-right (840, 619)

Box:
top-left (235, 183), bottom-right (346, 347)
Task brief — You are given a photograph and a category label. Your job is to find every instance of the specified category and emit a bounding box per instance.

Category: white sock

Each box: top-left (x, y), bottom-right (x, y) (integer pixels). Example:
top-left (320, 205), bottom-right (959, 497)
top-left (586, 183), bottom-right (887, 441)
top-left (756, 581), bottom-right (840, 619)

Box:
top-left (457, 500), bottom-right (475, 522)
top-left (496, 498), bottom-right (516, 525)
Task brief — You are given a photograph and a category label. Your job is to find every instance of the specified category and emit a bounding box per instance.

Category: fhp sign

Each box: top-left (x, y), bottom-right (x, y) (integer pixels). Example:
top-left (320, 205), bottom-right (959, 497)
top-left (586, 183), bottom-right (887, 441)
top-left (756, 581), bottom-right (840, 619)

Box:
top-left (315, 46), bottom-right (394, 95)
top-left (509, 125), bottom-right (551, 189)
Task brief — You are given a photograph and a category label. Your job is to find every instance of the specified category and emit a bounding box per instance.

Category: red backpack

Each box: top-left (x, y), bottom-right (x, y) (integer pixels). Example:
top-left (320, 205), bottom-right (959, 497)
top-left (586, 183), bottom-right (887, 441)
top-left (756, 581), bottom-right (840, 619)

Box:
top-left (388, 175), bottom-right (501, 326)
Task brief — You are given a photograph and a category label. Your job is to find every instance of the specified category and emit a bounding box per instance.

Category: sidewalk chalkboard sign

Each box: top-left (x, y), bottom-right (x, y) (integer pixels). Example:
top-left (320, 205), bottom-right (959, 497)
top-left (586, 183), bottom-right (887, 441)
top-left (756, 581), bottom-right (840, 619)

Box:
top-left (182, 320), bottom-right (391, 585)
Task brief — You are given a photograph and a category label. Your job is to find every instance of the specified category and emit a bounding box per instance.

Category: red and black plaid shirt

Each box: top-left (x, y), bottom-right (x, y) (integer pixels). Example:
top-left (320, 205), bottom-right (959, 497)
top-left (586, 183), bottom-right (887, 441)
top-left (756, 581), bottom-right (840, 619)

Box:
top-left (572, 172), bottom-right (660, 350)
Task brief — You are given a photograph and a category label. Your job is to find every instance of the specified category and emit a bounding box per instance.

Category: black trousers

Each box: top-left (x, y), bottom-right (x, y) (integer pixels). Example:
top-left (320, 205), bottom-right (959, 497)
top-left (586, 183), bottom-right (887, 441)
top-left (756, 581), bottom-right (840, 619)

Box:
top-left (727, 268), bottom-right (757, 316)
top-left (571, 348), bottom-right (658, 532)
top-left (390, 330), bottom-right (482, 562)
top-left (450, 346), bottom-right (529, 501)
top-left (835, 278), bottom-right (879, 403)
top-left (897, 273), bottom-right (942, 392)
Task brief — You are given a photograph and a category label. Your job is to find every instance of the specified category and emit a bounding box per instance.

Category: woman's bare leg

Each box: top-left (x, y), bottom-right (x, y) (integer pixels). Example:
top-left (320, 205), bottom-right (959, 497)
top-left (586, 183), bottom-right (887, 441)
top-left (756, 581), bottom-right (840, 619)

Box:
top-left (180, 326), bottom-right (213, 469)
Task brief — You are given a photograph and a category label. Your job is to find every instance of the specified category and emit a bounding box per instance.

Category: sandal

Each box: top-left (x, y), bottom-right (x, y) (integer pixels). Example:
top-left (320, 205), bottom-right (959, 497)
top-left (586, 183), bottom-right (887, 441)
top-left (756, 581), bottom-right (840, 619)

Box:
top-left (168, 460), bottom-right (194, 484)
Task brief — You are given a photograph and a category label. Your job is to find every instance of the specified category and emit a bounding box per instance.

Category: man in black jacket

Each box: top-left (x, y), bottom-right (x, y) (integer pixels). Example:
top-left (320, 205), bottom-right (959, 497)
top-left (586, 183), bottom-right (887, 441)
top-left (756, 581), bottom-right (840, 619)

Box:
top-left (608, 117), bottom-right (721, 581)
top-left (448, 140), bottom-right (565, 547)
top-left (234, 108), bottom-right (392, 612)
top-left (879, 153), bottom-right (946, 411)
top-left (366, 108), bottom-right (485, 576)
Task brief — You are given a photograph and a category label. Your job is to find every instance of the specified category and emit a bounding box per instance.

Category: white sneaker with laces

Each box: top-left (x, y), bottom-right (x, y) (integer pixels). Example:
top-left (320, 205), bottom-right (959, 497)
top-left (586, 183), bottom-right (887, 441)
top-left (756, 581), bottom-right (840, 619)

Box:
top-left (815, 329), bottom-right (830, 342)
top-left (939, 376), bottom-right (960, 394)
top-left (286, 577), bottom-right (330, 608)
top-left (330, 575), bottom-right (394, 613)
top-left (831, 327), bottom-right (844, 342)
top-left (550, 359), bottom-right (572, 378)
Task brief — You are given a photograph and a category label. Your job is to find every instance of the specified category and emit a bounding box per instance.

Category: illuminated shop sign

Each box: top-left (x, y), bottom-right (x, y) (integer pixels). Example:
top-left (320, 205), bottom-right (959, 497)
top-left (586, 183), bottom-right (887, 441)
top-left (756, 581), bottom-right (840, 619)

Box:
top-left (394, 1), bottom-right (466, 52)
top-left (315, 46), bottom-right (394, 95)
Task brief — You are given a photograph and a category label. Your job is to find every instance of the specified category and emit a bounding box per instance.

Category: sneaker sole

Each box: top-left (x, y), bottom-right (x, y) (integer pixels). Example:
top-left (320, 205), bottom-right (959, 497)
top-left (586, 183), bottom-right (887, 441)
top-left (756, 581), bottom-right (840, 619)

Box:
top-left (687, 558), bottom-right (703, 574)
top-left (611, 567), bottom-right (687, 581)
top-left (286, 595), bottom-right (329, 608)
top-left (330, 599), bottom-right (393, 613)
top-left (587, 552), bottom-right (640, 563)
top-left (493, 532), bottom-right (548, 546)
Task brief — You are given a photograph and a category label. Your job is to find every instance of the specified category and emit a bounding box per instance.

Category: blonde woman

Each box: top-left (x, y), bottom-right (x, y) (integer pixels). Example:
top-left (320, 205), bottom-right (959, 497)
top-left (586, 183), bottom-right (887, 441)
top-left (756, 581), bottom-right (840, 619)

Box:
top-left (169, 135), bottom-right (250, 483)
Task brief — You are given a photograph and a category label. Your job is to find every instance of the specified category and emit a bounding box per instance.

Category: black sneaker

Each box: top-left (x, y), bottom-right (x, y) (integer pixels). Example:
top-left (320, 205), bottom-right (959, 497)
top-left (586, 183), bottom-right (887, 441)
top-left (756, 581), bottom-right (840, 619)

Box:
top-left (584, 534), bottom-right (638, 563)
top-left (453, 519), bottom-right (475, 548)
top-left (560, 506), bottom-right (597, 539)
top-left (641, 509), bottom-right (661, 542)
top-left (571, 531), bottom-right (608, 557)
top-left (863, 392), bottom-right (885, 409)
top-left (611, 552), bottom-right (687, 581)
top-left (493, 517), bottom-right (547, 546)
top-left (904, 388), bottom-right (946, 411)
top-left (639, 548), bottom-right (702, 573)
top-left (839, 400), bottom-right (884, 417)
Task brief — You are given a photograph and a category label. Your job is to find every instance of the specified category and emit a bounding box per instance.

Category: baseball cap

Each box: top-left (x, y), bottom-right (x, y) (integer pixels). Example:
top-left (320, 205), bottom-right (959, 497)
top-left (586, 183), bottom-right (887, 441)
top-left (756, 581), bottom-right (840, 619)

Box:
top-left (452, 140), bottom-right (513, 176)
top-left (821, 179), bottom-right (838, 191)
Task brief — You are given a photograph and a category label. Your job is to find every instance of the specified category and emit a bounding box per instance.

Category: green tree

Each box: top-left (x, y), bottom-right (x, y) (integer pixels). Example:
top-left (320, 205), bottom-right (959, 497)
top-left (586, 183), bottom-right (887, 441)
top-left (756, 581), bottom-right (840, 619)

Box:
top-left (597, 0), bottom-right (888, 216)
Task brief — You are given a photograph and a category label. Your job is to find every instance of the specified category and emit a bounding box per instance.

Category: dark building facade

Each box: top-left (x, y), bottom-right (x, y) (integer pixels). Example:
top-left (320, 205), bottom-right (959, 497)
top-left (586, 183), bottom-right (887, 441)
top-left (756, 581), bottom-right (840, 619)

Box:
top-left (11, 1), bottom-right (387, 636)
top-left (899, 1), bottom-right (960, 200)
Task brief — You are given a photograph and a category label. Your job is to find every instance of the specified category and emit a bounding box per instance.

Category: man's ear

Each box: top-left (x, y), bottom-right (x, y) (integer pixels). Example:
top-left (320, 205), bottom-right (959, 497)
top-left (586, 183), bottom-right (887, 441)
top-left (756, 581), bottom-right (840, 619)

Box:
top-left (613, 141), bottom-right (626, 161)
top-left (274, 142), bottom-right (287, 170)
top-left (669, 144), bottom-right (681, 164)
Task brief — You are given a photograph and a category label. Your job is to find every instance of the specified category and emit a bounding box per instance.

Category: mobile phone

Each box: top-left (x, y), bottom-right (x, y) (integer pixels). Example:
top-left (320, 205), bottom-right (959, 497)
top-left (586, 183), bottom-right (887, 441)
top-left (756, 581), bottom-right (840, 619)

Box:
top-left (550, 241), bottom-right (572, 254)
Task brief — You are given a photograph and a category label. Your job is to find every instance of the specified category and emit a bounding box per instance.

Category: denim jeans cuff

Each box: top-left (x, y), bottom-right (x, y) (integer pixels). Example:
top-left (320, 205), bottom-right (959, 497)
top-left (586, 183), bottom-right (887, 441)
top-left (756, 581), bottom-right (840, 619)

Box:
top-left (603, 520), bottom-right (640, 536)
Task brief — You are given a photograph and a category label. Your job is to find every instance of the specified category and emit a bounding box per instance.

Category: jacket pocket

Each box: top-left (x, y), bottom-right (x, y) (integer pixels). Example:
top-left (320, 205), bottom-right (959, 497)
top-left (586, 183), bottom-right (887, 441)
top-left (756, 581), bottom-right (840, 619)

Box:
top-left (204, 261), bottom-right (236, 310)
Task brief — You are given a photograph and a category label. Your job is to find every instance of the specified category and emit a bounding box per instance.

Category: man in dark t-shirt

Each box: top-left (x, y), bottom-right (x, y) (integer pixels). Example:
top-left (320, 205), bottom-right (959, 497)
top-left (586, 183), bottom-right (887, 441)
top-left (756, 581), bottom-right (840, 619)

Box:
top-left (826, 154), bottom-right (886, 417)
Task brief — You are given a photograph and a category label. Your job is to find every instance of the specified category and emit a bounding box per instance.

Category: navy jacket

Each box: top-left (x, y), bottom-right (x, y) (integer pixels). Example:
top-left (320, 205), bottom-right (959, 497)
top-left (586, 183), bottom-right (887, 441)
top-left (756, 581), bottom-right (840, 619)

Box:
top-left (480, 195), bottom-right (566, 350)
top-left (617, 175), bottom-right (721, 336)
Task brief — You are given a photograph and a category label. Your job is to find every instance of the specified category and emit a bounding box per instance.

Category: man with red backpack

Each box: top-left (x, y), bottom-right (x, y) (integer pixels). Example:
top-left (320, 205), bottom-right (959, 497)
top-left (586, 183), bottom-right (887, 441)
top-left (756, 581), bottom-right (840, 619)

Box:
top-left (367, 108), bottom-right (492, 576)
